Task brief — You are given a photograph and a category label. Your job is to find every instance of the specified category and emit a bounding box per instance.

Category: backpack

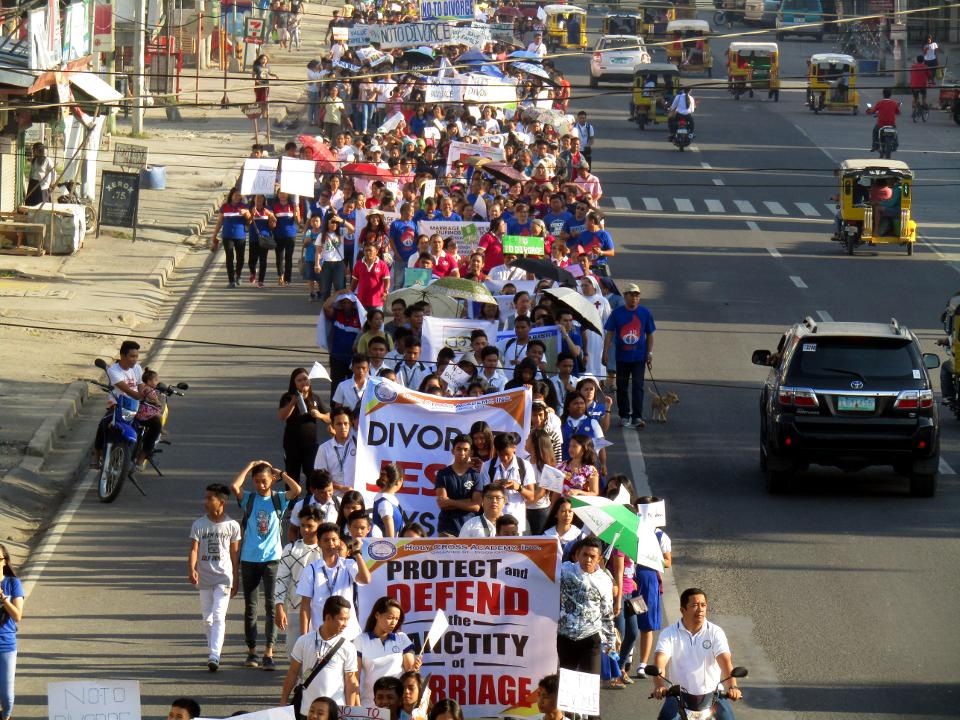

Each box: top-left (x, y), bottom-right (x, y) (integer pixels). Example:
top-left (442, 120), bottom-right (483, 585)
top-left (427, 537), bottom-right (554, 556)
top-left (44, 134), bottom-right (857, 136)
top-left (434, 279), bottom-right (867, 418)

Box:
top-left (239, 491), bottom-right (284, 545)
top-left (487, 458), bottom-right (527, 483)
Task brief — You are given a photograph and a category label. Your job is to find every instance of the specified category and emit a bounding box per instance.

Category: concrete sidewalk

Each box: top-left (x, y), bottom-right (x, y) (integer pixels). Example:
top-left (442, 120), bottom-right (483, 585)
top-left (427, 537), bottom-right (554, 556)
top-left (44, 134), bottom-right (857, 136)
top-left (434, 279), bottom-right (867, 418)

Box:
top-left (0, 0), bottom-right (337, 566)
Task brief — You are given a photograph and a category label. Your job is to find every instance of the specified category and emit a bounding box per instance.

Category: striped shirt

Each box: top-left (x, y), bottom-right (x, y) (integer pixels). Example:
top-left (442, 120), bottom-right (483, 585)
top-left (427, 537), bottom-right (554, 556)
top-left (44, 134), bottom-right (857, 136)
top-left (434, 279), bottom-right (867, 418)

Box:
top-left (275, 540), bottom-right (323, 606)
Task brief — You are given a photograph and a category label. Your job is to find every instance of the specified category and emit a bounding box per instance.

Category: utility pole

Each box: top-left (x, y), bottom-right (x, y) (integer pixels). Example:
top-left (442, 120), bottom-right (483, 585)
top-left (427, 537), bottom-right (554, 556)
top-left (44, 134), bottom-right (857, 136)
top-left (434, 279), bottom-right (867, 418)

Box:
top-left (892, 0), bottom-right (907, 91)
top-left (132, 0), bottom-right (146, 134)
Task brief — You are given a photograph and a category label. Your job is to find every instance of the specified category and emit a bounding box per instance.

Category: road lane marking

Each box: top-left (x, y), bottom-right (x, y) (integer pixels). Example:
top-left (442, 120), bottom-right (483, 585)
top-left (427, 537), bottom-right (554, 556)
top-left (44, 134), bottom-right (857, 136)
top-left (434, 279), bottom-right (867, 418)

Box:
top-left (735, 200), bottom-right (757, 214)
top-left (642, 197), bottom-right (662, 211)
top-left (674, 198), bottom-right (694, 212)
top-left (939, 458), bottom-right (956, 475)
top-left (746, 220), bottom-right (761, 232)
top-left (816, 310), bottom-right (834, 322)
top-left (825, 203), bottom-right (837, 215)
top-left (701, 162), bottom-right (712, 169)
top-left (764, 201), bottom-right (788, 215)
top-left (767, 246), bottom-right (782, 257)
top-left (612, 196), bottom-right (631, 210)
top-left (690, 145), bottom-right (701, 153)
top-left (705, 199), bottom-right (725, 213)
top-left (790, 275), bottom-right (808, 288)
top-left (796, 202), bottom-right (820, 217)
top-left (713, 178), bottom-right (725, 186)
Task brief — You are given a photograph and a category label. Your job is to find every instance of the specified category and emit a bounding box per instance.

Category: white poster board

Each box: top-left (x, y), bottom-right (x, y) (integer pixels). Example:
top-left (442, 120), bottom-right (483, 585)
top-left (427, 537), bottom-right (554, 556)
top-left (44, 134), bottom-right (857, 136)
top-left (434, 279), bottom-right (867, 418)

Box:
top-left (240, 157), bottom-right (279, 196)
top-left (557, 668), bottom-right (600, 716)
top-left (48, 680), bottom-right (142, 720)
top-left (279, 157), bottom-right (317, 198)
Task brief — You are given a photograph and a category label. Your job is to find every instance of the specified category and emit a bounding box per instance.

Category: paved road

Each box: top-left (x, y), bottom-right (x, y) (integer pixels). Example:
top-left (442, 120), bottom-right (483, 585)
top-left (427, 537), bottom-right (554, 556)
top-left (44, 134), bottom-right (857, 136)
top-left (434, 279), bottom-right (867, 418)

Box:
top-left (16, 13), bottom-right (960, 720)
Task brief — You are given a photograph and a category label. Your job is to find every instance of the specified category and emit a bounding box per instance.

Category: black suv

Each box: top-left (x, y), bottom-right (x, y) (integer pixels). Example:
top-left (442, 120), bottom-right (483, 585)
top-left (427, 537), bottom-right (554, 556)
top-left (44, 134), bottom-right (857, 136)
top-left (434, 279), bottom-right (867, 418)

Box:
top-left (752, 317), bottom-right (942, 496)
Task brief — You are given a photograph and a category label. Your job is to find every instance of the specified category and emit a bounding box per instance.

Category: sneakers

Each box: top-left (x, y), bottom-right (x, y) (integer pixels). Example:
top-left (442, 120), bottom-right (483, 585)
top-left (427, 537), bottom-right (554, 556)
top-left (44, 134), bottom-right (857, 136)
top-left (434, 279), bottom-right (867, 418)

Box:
top-left (620, 417), bottom-right (633, 428)
top-left (244, 653), bottom-right (260, 668)
top-left (261, 656), bottom-right (276, 671)
top-left (632, 418), bottom-right (647, 429)
top-left (208, 656), bottom-right (220, 672)
top-left (635, 665), bottom-right (646, 679)
top-left (248, 273), bottom-right (256, 284)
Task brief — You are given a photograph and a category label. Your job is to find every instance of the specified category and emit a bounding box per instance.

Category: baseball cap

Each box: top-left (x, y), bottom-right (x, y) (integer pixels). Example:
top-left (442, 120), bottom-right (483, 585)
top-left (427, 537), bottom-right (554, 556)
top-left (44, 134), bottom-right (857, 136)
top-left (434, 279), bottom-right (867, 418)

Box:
top-left (622, 283), bottom-right (641, 294)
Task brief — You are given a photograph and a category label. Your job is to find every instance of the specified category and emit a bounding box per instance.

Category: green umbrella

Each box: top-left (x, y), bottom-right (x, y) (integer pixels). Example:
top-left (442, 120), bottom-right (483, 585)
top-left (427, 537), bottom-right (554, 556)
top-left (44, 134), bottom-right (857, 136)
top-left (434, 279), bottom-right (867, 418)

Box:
top-left (426, 277), bottom-right (497, 305)
top-left (568, 496), bottom-right (664, 571)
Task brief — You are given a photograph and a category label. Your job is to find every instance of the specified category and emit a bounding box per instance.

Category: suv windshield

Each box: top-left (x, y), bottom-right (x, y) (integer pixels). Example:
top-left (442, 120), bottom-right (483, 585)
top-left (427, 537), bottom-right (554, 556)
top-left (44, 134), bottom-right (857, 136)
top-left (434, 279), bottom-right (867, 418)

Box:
top-left (787, 338), bottom-right (920, 382)
top-left (602, 37), bottom-right (641, 50)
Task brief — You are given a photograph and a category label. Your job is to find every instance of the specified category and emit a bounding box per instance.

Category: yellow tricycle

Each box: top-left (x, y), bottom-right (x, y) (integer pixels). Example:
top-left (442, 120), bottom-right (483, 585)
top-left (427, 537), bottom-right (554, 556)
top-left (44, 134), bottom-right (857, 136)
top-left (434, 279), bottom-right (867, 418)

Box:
top-left (545, 5), bottom-right (588, 50)
top-left (666, 19), bottom-right (713, 76)
top-left (727, 41), bottom-right (780, 101)
top-left (832, 159), bottom-right (917, 256)
top-left (806, 53), bottom-right (859, 114)
top-left (630, 62), bottom-right (681, 130)
top-left (602, 10), bottom-right (642, 37)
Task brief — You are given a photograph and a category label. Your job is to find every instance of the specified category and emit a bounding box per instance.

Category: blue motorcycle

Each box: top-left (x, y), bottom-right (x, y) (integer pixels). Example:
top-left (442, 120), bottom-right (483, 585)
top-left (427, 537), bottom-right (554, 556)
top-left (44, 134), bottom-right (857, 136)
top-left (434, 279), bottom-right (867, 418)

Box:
top-left (89, 358), bottom-right (188, 502)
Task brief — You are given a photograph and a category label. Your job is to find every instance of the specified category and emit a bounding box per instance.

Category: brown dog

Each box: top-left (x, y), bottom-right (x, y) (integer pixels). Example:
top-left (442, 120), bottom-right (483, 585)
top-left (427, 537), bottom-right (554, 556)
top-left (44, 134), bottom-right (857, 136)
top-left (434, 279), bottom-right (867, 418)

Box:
top-left (650, 390), bottom-right (680, 423)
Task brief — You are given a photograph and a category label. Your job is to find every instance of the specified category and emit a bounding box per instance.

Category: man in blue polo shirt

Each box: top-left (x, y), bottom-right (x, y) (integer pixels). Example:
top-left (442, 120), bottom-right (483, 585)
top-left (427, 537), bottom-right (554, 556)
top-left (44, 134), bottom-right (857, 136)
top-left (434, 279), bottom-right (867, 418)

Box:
top-left (570, 211), bottom-right (615, 277)
top-left (434, 435), bottom-right (482, 537)
top-left (602, 283), bottom-right (655, 429)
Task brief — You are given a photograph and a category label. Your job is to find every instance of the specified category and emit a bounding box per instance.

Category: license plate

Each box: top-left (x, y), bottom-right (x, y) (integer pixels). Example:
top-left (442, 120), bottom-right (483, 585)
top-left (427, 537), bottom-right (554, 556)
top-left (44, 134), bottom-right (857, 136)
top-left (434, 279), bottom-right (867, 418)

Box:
top-left (611, 56), bottom-right (630, 64)
top-left (796, 15), bottom-right (805, 21)
top-left (838, 396), bottom-right (875, 411)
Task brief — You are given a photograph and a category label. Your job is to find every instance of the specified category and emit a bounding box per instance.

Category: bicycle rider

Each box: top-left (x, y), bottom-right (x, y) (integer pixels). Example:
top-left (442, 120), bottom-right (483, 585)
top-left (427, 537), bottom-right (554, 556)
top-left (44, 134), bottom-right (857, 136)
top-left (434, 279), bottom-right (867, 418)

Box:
top-left (91, 340), bottom-right (145, 468)
top-left (909, 55), bottom-right (929, 112)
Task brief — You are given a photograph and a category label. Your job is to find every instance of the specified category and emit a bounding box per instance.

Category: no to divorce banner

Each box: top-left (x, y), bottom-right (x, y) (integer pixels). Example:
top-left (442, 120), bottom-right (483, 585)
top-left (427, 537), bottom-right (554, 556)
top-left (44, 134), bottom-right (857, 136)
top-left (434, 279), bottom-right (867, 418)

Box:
top-left (354, 378), bottom-right (531, 535)
top-left (418, 219), bottom-right (490, 257)
top-left (357, 537), bottom-right (560, 717)
top-left (419, 0), bottom-right (474, 20)
top-left (49, 680), bottom-right (142, 720)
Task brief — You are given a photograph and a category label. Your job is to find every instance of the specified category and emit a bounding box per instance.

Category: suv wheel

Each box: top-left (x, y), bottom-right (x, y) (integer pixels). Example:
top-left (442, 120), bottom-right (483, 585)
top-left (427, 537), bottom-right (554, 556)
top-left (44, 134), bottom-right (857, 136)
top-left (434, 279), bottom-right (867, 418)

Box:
top-left (909, 472), bottom-right (937, 497)
top-left (766, 467), bottom-right (792, 494)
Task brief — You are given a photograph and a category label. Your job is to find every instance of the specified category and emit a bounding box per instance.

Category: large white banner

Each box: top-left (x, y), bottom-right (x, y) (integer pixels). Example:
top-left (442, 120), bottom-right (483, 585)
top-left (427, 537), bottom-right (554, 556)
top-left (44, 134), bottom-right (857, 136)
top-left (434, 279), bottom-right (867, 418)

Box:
top-left (354, 379), bottom-right (531, 533)
top-left (419, 0), bottom-right (474, 20)
top-left (421, 315), bottom-right (498, 362)
top-left (445, 139), bottom-right (505, 176)
top-left (375, 21), bottom-right (456, 49)
top-left (357, 537), bottom-right (559, 717)
top-left (49, 680), bottom-right (141, 720)
top-left (462, 74), bottom-right (518, 107)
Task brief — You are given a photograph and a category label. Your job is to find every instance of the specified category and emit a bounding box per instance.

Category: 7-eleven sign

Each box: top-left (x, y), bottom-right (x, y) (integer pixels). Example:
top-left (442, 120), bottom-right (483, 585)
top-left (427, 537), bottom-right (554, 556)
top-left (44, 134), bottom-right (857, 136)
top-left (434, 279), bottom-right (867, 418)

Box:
top-left (244, 16), bottom-right (266, 42)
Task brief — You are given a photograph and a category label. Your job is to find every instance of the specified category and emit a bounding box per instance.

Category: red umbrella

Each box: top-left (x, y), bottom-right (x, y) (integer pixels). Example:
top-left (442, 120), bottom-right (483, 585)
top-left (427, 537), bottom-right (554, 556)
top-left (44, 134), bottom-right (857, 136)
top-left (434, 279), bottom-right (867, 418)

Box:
top-left (298, 135), bottom-right (338, 174)
top-left (341, 162), bottom-right (395, 179)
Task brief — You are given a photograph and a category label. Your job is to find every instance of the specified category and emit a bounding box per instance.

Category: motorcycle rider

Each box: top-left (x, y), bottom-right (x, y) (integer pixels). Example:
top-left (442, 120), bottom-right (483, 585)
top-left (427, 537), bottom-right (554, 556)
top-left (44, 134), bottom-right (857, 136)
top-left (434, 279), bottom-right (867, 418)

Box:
top-left (92, 340), bottom-right (145, 468)
top-left (651, 587), bottom-right (742, 720)
top-left (867, 87), bottom-right (900, 152)
top-left (667, 87), bottom-right (695, 141)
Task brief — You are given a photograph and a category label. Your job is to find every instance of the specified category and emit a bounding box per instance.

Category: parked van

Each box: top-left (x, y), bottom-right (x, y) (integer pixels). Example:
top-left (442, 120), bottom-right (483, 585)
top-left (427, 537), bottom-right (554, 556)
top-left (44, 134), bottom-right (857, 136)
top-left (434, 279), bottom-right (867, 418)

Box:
top-left (776, 0), bottom-right (824, 41)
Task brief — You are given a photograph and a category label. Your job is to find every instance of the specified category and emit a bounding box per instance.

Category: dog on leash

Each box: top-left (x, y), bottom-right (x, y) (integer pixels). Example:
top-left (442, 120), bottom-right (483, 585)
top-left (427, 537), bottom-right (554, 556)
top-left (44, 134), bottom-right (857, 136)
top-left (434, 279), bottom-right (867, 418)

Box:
top-left (650, 390), bottom-right (680, 423)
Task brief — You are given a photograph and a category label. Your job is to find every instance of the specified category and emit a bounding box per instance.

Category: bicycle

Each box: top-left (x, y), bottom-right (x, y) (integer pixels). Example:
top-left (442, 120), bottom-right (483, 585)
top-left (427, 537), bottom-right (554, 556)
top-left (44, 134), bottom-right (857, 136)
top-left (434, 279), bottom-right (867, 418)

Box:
top-left (912, 95), bottom-right (930, 123)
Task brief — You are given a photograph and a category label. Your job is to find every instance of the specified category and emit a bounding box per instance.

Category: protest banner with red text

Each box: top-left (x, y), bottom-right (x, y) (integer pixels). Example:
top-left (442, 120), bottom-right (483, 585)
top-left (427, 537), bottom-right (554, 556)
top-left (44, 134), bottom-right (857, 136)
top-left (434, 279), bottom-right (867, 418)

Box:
top-left (354, 379), bottom-right (531, 536)
top-left (358, 537), bottom-right (559, 717)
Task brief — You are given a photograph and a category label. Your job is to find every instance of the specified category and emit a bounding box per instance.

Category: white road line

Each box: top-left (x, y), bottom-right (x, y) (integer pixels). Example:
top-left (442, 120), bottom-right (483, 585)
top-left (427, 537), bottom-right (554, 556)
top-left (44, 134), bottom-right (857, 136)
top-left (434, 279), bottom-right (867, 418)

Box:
top-left (939, 458), bottom-right (956, 475)
top-left (734, 200), bottom-right (757, 214)
top-left (767, 246), bottom-right (782, 257)
top-left (764, 200), bottom-right (788, 215)
top-left (700, 162), bottom-right (712, 169)
top-left (642, 197), bottom-right (663, 211)
top-left (816, 310), bottom-right (834, 322)
top-left (20, 254), bottom-right (222, 601)
top-left (825, 203), bottom-right (838, 215)
top-left (690, 145), bottom-right (701, 153)
top-left (612, 196), bottom-right (631, 210)
top-left (790, 275), bottom-right (808, 289)
top-left (713, 178), bottom-right (725, 186)
top-left (746, 220), bottom-right (761, 232)
top-left (705, 199), bottom-right (725, 213)
top-left (796, 202), bottom-right (820, 217)
top-left (674, 198), bottom-right (695, 212)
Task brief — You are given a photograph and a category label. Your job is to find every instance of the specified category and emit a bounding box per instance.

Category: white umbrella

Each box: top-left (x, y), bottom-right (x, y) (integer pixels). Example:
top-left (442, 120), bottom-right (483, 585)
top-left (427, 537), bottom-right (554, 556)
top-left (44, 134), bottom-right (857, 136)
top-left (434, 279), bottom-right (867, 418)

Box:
top-left (543, 287), bottom-right (604, 335)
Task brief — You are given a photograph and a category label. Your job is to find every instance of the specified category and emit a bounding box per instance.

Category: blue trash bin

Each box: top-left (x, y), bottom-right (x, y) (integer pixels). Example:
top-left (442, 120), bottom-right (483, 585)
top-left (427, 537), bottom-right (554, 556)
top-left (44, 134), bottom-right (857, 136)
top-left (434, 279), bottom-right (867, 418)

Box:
top-left (140, 166), bottom-right (166, 190)
top-left (858, 59), bottom-right (880, 76)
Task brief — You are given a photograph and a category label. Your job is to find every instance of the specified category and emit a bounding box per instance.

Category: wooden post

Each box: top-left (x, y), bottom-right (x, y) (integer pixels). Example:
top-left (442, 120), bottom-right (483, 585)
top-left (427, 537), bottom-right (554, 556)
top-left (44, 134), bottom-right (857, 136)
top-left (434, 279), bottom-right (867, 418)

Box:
top-left (195, 10), bottom-right (202, 106)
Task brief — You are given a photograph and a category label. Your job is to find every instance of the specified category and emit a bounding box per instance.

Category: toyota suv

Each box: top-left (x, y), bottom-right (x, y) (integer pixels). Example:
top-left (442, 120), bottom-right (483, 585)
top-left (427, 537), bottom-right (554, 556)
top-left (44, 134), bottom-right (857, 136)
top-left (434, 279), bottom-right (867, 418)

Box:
top-left (752, 317), bottom-right (941, 496)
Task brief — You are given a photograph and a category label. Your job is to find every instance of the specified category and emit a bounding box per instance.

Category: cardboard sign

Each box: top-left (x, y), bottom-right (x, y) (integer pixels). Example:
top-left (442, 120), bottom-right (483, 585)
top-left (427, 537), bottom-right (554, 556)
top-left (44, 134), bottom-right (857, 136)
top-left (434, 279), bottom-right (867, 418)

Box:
top-left (375, 21), bottom-right (455, 49)
top-left (425, 76), bottom-right (463, 104)
top-left (48, 680), bottom-right (142, 720)
top-left (441, 363), bottom-right (472, 391)
top-left (636, 498), bottom-right (666, 527)
top-left (537, 463), bottom-right (566, 493)
top-left (279, 156), bottom-right (317, 198)
top-left (339, 708), bottom-right (389, 720)
top-left (348, 24), bottom-right (372, 47)
top-left (419, 0), bottom-right (474, 20)
top-left (240, 157), bottom-right (279, 196)
top-left (332, 25), bottom-right (348, 41)
top-left (502, 235), bottom-right (545, 255)
top-left (557, 668), bottom-right (600, 716)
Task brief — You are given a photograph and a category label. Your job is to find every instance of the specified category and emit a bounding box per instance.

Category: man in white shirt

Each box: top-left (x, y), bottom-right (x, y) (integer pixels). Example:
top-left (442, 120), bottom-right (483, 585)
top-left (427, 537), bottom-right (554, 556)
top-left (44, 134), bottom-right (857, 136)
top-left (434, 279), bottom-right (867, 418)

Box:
top-left (314, 407), bottom-right (356, 494)
top-left (394, 338), bottom-right (431, 391)
top-left (296, 523), bottom-right (372, 639)
top-left (459, 484), bottom-right (506, 538)
top-left (94, 339), bottom-right (145, 466)
top-left (527, 32), bottom-right (548, 58)
top-left (475, 434), bottom-right (536, 534)
top-left (497, 315), bottom-right (534, 371)
top-left (281, 595), bottom-right (360, 709)
top-left (488, 255), bottom-right (529, 284)
top-left (366, 336), bottom-right (390, 377)
top-left (332, 355), bottom-right (369, 409)
top-left (287, 471), bottom-right (340, 542)
top-left (668, 88), bottom-right (696, 139)
top-left (651, 587), bottom-right (742, 719)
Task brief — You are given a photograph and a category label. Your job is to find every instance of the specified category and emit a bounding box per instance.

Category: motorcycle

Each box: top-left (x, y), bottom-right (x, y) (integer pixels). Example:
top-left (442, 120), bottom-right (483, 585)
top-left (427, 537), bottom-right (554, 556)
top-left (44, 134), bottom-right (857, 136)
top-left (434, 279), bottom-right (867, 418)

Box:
top-left (866, 103), bottom-right (899, 159)
top-left (645, 664), bottom-right (748, 720)
top-left (88, 358), bottom-right (188, 502)
top-left (673, 117), bottom-right (693, 151)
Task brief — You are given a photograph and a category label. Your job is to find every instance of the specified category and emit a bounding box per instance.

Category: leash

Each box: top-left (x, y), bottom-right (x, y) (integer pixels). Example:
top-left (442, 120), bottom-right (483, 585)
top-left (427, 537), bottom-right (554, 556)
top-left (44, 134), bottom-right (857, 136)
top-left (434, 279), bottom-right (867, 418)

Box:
top-left (647, 367), bottom-right (664, 397)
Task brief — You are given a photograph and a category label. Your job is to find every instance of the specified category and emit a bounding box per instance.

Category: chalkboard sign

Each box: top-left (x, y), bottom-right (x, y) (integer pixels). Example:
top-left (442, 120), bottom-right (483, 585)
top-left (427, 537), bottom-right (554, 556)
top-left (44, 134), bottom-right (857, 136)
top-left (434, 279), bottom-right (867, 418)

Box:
top-left (98, 170), bottom-right (140, 230)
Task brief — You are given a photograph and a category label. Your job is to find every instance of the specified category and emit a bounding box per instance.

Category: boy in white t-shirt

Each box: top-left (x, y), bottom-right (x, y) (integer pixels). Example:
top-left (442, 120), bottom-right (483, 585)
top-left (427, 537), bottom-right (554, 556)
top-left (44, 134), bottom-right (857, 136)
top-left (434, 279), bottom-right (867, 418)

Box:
top-left (188, 483), bottom-right (241, 672)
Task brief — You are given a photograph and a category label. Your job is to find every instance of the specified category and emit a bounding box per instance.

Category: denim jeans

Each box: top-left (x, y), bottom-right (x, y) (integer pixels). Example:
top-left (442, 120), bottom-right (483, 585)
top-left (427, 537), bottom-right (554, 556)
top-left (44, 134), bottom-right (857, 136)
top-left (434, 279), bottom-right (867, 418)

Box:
top-left (318, 260), bottom-right (345, 302)
top-left (0, 649), bottom-right (15, 720)
top-left (615, 598), bottom-right (639, 671)
top-left (658, 696), bottom-right (735, 720)
top-left (241, 560), bottom-right (279, 650)
top-left (307, 89), bottom-right (320, 125)
top-left (616, 360), bottom-right (647, 421)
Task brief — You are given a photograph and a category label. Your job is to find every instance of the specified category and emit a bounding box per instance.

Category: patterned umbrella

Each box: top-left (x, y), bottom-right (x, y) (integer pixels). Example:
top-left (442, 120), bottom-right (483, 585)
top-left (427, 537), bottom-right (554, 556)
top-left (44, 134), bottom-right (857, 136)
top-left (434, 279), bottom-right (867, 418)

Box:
top-left (426, 277), bottom-right (497, 304)
top-left (568, 496), bottom-right (664, 571)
